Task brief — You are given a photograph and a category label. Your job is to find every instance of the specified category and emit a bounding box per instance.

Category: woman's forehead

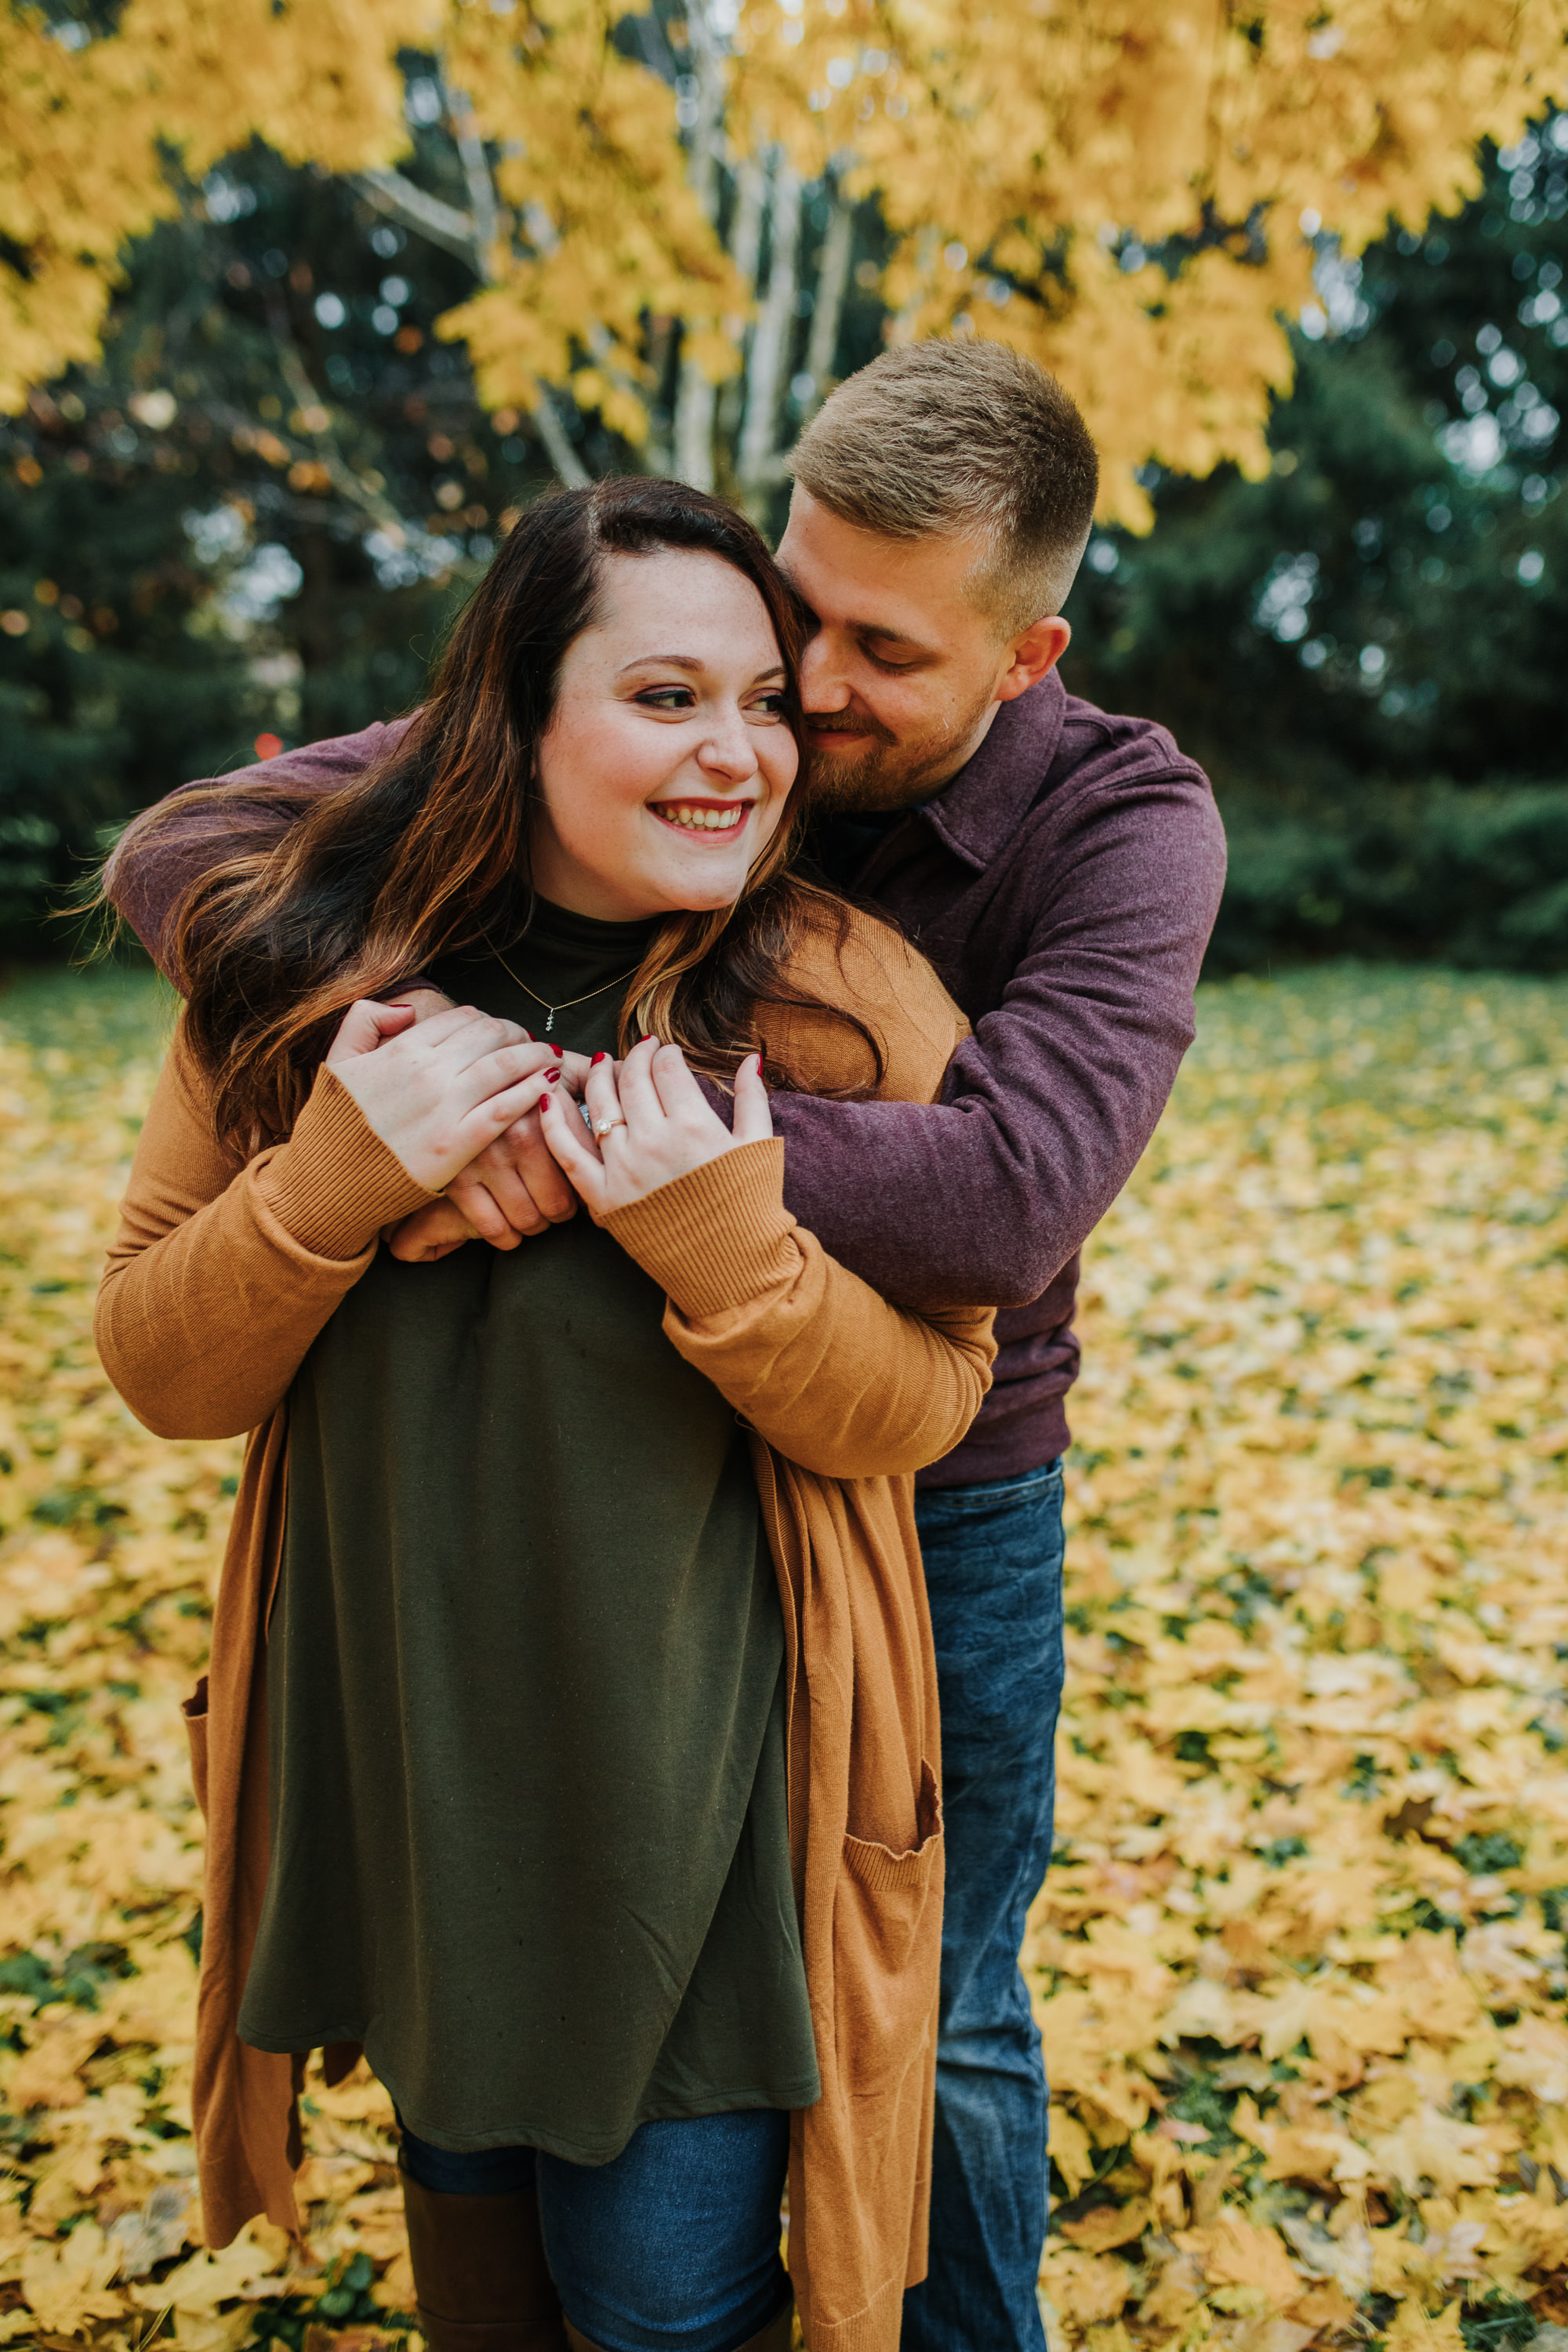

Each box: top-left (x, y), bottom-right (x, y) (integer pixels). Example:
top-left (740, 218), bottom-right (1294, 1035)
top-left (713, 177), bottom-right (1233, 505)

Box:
top-left (584, 546), bottom-right (780, 653)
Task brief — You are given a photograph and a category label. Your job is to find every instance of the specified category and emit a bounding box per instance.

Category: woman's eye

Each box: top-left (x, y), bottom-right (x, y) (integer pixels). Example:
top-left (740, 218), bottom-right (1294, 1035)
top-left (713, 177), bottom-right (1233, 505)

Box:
top-left (636, 686), bottom-right (696, 710)
top-left (753, 691), bottom-right (788, 717)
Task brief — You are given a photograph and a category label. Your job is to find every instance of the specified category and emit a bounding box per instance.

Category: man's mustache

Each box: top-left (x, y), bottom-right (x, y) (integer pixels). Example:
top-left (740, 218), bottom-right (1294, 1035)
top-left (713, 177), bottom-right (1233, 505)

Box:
top-left (804, 711), bottom-right (898, 747)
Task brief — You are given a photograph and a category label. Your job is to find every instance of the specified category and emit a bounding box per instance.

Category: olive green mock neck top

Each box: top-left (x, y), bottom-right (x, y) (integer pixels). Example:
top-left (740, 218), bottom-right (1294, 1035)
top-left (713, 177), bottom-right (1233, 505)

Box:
top-left (238, 897), bottom-right (819, 2157)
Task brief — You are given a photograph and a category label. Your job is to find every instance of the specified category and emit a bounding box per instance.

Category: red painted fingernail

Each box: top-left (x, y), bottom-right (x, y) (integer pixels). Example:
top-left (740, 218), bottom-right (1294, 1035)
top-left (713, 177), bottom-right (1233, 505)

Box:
top-left (544, 1067), bottom-right (561, 1083)
top-left (591, 1051), bottom-right (609, 1065)
top-left (550, 1043), bottom-right (564, 1059)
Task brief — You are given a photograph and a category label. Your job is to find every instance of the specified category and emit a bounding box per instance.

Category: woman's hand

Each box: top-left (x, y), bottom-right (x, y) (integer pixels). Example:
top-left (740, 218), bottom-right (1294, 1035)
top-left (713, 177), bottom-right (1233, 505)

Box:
top-left (537, 1036), bottom-right (771, 1218)
top-left (325, 1000), bottom-right (564, 1196)
top-left (363, 993), bottom-right (593, 1254)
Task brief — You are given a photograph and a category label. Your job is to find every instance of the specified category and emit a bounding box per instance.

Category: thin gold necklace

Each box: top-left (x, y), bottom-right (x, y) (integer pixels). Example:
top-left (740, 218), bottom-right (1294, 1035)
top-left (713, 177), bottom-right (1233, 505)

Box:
top-left (486, 937), bottom-right (641, 1035)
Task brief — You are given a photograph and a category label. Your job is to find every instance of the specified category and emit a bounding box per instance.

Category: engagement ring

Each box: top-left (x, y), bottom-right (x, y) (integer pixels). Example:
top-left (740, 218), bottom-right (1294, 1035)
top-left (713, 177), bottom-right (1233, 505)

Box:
top-left (593, 1116), bottom-right (626, 1138)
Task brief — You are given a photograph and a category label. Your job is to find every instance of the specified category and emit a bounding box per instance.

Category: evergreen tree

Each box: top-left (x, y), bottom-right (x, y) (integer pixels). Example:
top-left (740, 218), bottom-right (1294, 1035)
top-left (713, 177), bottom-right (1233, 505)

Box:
top-left (1065, 118), bottom-right (1568, 794)
top-left (0, 129), bottom-right (529, 947)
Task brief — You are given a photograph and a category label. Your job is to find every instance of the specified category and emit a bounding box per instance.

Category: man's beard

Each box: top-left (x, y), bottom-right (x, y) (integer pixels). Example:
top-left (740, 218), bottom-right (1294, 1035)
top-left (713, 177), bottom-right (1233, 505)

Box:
top-left (806, 720), bottom-right (909, 815)
top-left (805, 692), bottom-right (995, 815)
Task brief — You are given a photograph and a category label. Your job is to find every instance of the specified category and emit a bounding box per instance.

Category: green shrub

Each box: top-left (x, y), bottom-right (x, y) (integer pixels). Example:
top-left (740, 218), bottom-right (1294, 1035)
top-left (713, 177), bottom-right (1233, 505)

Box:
top-left (1210, 781), bottom-right (1568, 974)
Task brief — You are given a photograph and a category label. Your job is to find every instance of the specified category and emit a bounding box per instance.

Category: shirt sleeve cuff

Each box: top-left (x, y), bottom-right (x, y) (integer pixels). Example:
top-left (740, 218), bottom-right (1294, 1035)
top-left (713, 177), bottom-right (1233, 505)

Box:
top-left (254, 1065), bottom-right (437, 1259)
top-left (602, 1139), bottom-right (800, 1318)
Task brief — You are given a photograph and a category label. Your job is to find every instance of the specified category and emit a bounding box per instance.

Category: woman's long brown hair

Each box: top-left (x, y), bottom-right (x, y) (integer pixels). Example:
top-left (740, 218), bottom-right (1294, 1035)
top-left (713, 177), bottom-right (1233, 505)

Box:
top-left (137, 478), bottom-right (892, 1157)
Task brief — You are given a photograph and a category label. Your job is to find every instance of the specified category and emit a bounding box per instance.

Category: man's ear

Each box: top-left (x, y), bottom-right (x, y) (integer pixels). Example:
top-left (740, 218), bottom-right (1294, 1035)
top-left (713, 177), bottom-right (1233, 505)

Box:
top-left (996, 615), bottom-right (1071, 704)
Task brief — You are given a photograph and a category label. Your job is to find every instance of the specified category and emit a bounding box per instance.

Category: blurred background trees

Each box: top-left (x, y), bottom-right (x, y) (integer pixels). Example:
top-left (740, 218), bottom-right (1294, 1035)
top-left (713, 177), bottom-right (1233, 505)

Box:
top-left (1071, 114), bottom-right (1568, 969)
top-left (1, 0), bottom-right (1566, 965)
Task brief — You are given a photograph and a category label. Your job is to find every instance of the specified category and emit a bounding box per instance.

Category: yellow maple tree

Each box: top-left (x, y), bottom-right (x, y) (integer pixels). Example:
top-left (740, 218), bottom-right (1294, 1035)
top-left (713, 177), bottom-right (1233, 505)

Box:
top-left (5, 0), bottom-right (1568, 519)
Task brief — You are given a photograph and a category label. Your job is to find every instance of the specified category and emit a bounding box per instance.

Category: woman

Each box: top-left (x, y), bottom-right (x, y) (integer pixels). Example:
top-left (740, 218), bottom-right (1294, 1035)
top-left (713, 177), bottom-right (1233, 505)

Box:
top-left (96, 480), bottom-right (994, 2352)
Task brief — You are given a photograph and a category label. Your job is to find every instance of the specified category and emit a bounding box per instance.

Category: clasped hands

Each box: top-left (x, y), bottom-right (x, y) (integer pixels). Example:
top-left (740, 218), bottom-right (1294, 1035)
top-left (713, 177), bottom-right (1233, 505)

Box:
top-left (324, 990), bottom-right (771, 1265)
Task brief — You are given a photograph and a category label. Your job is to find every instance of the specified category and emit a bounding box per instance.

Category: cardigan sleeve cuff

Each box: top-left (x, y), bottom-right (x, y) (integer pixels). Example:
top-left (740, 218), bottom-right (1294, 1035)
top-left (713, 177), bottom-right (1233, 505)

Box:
top-left (254, 1065), bottom-right (437, 1260)
top-left (602, 1139), bottom-right (801, 1319)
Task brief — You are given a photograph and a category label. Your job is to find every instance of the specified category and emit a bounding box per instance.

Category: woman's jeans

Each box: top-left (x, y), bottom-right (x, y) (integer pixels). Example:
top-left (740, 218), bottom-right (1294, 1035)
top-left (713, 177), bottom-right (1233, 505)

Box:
top-left (902, 1461), bottom-right (1067, 2352)
top-left (400, 2108), bottom-right (792, 2352)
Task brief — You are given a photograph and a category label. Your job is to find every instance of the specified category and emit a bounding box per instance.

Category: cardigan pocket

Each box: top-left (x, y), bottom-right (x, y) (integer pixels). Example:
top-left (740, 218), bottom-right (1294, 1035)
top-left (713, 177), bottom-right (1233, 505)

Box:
top-left (834, 1758), bottom-right (944, 2098)
top-left (183, 1675), bottom-right (210, 1819)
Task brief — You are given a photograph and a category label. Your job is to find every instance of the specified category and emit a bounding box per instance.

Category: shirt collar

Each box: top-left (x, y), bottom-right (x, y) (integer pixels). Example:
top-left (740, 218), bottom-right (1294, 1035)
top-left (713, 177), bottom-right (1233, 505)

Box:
top-left (917, 670), bottom-right (1069, 870)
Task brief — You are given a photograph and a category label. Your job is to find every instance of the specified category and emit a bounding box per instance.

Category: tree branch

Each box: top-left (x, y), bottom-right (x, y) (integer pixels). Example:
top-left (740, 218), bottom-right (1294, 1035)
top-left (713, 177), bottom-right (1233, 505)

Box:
top-left (531, 387), bottom-right (592, 489)
top-left (357, 109), bottom-right (591, 489)
top-left (441, 79), bottom-right (500, 261)
top-left (352, 169), bottom-right (475, 263)
top-left (258, 287), bottom-right (415, 537)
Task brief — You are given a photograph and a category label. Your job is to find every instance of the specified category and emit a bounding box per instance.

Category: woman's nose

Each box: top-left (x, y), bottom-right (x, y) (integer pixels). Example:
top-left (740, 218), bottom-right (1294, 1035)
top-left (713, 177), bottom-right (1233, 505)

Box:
top-left (698, 707), bottom-right (759, 780)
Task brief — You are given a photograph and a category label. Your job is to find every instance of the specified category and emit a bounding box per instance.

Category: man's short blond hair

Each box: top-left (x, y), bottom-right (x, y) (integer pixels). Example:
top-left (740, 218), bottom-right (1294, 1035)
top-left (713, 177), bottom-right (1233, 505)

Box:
top-left (787, 339), bottom-right (1099, 632)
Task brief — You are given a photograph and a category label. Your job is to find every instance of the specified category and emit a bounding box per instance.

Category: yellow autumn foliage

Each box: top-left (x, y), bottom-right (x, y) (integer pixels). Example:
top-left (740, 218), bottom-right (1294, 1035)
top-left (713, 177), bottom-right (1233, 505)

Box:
top-left (2, 960), bottom-right (1568, 2345)
top-left (5, 1), bottom-right (1568, 518)
top-left (0, 0), bottom-right (426, 399)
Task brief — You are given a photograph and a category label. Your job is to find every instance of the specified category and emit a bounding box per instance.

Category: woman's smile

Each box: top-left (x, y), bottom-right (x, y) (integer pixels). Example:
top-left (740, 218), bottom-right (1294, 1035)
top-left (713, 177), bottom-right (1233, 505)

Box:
top-left (650, 797), bottom-right (756, 836)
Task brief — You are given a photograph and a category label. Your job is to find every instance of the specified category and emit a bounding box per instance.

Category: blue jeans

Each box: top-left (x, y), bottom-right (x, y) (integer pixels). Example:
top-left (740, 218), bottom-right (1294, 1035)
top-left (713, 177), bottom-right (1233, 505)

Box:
top-left (902, 1461), bottom-right (1067, 2352)
top-left (400, 2109), bottom-right (791, 2352)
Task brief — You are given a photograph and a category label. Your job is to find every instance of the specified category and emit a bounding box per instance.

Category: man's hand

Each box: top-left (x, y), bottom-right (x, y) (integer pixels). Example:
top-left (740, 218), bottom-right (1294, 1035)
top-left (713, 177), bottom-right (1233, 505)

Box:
top-left (385, 1195), bottom-right (482, 1263)
top-left (537, 1037), bottom-right (771, 1218)
top-left (387, 1104), bottom-right (582, 1261)
top-left (442, 1065), bottom-right (590, 1240)
top-left (392, 985), bottom-right (457, 1025)
top-left (387, 1054), bottom-right (593, 1255)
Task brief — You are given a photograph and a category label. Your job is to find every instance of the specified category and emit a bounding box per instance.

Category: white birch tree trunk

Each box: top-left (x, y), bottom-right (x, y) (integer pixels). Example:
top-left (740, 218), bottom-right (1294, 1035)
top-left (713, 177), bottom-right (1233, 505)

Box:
top-left (739, 152), bottom-right (801, 507)
top-left (672, 1), bottom-right (727, 491)
top-left (802, 197), bottom-right (853, 412)
top-left (362, 45), bottom-right (862, 504)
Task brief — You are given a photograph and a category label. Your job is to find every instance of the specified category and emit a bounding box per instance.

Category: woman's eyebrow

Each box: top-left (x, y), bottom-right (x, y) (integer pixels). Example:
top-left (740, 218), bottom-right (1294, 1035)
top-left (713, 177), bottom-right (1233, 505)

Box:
top-left (616, 655), bottom-right (788, 682)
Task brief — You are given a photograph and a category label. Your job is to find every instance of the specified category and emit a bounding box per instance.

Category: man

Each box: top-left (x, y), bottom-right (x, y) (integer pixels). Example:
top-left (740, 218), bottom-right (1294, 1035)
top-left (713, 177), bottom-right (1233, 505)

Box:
top-left (107, 339), bottom-right (1226, 2351)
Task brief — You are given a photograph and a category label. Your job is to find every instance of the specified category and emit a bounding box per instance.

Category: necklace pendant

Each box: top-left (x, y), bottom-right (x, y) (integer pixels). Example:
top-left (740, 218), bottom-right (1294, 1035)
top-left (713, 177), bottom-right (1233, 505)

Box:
top-left (545, 1008), bottom-right (555, 1033)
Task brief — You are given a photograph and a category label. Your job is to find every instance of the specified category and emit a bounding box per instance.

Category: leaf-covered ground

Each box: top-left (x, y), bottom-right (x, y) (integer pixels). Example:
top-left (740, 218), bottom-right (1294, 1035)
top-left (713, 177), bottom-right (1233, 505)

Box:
top-left (1, 961), bottom-right (1566, 2350)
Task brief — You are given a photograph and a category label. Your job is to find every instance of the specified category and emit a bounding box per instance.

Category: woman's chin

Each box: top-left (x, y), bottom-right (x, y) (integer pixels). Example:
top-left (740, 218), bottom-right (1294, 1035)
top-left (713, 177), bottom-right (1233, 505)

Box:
top-left (646, 859), bottom-right (750, 914)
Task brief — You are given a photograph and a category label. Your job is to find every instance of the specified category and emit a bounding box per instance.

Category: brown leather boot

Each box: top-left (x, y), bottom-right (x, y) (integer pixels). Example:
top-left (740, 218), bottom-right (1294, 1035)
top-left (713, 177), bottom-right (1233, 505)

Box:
top-left (562, 2303), bottom-right (793, 2352)
top-left (401, 2169), bottom-right (570, 2351)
